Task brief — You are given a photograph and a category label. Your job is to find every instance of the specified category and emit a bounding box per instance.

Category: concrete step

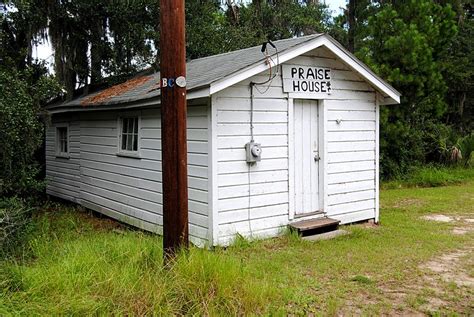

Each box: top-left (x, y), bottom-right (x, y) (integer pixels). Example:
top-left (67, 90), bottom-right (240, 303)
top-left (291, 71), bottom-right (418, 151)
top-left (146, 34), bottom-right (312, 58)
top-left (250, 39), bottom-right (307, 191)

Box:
top-left (302, 229), bottom-right (350, 241)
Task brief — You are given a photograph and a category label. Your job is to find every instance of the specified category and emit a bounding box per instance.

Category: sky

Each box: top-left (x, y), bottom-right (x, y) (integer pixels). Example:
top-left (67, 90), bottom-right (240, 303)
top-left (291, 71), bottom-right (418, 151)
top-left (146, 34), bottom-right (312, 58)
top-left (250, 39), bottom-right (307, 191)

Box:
top-left (325, 0), bottom-right (346, 16)
top-left (33, 0), bottom-right (347, 70)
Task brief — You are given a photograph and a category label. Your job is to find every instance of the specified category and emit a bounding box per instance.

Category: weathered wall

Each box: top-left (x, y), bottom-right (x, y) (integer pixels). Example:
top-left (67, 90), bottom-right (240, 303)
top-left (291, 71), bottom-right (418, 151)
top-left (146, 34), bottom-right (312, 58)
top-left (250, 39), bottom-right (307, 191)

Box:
top-left (213, 46), bottom-right (378, 245)
top-left (291, 47), bottom-right (378, 224)
top-left (212, 73), bottom-right (290, 245)
top-left (45, 45), bottom-right (380, 247)
top-left (45, 114), bottom-right (81, 202)
top-left (46, 105), bottom-right (210, 245)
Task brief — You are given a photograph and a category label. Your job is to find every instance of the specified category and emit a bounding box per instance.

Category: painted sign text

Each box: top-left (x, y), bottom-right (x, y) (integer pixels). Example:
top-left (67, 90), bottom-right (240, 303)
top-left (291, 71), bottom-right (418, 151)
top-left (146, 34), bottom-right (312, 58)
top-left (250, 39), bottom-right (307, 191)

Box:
top-left (282, 65), bottom-right (332, 94)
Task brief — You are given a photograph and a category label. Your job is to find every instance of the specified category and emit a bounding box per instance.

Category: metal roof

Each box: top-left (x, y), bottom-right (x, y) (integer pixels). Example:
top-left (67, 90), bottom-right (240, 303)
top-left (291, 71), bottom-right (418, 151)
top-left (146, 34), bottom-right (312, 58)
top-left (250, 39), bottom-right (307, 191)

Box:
top-left (47, 34), bottom-right (324, 111)
top-left (47, 33), bottom-right (402, 112)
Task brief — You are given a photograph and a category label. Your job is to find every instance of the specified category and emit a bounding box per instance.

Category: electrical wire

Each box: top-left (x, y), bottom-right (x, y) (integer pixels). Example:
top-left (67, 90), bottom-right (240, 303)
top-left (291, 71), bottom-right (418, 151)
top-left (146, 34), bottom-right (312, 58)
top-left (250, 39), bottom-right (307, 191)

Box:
top-left (249, 42), bottom-right (280, 141)
top-left (247, 41), bottom-right (280, 237)
top-left (252, 45), bottom-right (280, 94)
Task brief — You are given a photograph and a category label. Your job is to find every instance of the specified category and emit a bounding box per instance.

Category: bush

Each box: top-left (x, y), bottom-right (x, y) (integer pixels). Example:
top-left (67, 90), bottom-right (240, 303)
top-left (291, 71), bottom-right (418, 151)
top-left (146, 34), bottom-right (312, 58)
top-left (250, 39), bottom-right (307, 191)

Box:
top-left (0, 197), bottom-right (34, 259)
top-left (0, 70), bottom-right (42, 196)
top-left (0, 66), bottom-right (61, 197)
top-left (458, 132), bottom-right (474, 167)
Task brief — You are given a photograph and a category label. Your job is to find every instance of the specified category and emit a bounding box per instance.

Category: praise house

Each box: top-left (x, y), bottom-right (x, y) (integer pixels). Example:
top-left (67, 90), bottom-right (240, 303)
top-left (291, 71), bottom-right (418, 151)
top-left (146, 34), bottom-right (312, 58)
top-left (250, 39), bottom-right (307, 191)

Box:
top-left (282, 65), bottom-right (332, 94)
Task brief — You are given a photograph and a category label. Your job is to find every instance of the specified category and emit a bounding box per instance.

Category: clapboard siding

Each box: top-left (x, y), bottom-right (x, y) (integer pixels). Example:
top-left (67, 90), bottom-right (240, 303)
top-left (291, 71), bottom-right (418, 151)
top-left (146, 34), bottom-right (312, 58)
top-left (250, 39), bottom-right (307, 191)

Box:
top-left (77, 106), bottom-right (210, 245)
top-left (325, 97), bottom-right (377, 222)
top-left (45, 114), bottom-right (81, 202)
top-left (45, 106), bottom-right (210, 246)
top-left (211, 46), bottom-right (379, 244)
top-left (319, 44), bottom-right (377, 223)
top-left (44, 44), bottom-right (385, 246)
top-left (214, 71), bottom-right (290, 244)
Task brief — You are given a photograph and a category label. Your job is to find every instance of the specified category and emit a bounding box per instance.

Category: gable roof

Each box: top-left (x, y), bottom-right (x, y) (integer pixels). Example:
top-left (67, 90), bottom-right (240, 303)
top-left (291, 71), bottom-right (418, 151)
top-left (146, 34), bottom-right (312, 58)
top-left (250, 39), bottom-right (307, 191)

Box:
top-left (47, 34), bottom-right (400, 114)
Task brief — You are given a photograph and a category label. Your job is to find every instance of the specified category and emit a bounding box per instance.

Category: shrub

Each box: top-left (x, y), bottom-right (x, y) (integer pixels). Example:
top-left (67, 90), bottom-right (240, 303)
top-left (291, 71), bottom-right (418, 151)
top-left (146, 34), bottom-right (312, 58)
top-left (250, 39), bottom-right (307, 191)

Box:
top-left (0, 66), bottom-right (61, 197)
top-left (0, 197), bottom-right (34, 259)
top-left (458, 132), bottom-right (474, 167)
top-left (0, 70), bottom-right (42, 196)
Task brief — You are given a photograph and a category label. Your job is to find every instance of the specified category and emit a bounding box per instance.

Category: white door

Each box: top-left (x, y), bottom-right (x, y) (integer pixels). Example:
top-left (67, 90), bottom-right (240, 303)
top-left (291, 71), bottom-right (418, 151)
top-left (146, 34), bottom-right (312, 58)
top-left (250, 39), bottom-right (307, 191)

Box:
top-left (294, 99), bottom-right (320, 215)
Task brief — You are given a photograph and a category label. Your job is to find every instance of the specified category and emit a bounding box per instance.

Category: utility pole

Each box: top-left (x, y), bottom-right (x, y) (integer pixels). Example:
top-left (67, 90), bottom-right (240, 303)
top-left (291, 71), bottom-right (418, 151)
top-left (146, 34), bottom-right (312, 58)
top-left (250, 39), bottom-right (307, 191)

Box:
top-left (160, 0), bottom-right (189, 260)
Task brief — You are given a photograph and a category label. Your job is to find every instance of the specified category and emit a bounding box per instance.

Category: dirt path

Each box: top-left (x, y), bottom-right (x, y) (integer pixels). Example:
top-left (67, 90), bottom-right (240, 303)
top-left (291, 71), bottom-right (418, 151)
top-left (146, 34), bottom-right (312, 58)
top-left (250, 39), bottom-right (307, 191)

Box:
top-left (392, 214), bottom-right (474, 314)
top-left (341, 215), bottom-right (474, 315)
top-left (417, 246), bottom-right (474, 313)
top-left (415, 214), bottom-right (474, 313)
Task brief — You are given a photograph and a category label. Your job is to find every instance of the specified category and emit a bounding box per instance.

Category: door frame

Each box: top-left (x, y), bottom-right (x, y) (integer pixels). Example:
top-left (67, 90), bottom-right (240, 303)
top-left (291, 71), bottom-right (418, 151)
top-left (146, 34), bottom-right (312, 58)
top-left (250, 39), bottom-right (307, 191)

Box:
top-left (288, 98), bottom-right (327, 220)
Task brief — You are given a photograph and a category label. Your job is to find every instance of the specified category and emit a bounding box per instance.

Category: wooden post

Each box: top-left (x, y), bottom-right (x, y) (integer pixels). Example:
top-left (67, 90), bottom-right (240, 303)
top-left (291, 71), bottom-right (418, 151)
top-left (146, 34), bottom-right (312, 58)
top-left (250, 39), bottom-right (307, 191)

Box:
top-left (160, 0), bottom-right (189, 260)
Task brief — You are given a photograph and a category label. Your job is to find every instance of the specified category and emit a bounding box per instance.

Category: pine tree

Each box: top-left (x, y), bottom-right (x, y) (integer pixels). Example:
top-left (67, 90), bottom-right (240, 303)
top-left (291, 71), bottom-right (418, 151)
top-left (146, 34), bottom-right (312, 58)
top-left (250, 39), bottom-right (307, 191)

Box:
top-left (357, 0), bottom-right (458, 177)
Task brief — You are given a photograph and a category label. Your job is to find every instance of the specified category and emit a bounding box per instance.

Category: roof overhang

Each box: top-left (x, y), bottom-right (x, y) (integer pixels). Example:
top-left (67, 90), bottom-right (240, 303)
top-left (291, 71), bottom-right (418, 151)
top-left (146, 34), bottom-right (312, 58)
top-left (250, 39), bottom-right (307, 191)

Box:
top-left (47, 87), bottom-right (211, 115)
top-left (48, 33), bottom-right (400, 115)
top-left (209, 34), bottom-right (401, 105)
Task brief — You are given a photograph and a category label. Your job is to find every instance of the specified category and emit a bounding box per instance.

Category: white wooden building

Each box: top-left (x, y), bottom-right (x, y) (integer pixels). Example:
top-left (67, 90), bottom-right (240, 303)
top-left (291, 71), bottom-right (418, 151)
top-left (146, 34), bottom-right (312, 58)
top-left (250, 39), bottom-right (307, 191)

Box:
top-left (45, 34), bottom-right (400, 246)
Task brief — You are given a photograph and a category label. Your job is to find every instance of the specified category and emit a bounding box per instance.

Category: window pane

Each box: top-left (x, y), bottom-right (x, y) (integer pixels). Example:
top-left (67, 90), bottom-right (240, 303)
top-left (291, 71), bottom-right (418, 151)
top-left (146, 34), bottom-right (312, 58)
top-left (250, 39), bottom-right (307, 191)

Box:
top-left (127, 133), bottom-right (133, 151)
top-left (121, 134), bottom-right (127, 150)
top-left (120, 117), bottom-right (139, 153)
top-left (128, 118), bottom-right (133, 134)
top-left (133, 134), bottom-right (138, 151)
top-left (122, 118), bottom-right (128, 134)
top-left (57, 127), bottom-right (68, 153)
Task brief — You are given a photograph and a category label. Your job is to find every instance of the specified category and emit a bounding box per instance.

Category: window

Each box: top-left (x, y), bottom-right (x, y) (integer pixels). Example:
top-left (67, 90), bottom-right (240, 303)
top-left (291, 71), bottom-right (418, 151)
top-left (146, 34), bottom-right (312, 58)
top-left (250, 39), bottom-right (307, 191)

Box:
top-left (56, 126), bottom-right (69, 157)
top-left (119, 117), bottom-right (139, 153)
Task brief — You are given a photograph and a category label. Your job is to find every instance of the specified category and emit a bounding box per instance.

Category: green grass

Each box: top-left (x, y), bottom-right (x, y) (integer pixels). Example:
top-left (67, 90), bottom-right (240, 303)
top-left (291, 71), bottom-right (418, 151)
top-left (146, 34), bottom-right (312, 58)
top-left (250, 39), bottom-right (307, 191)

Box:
top-left (382, 166), bottom-right (474, 189)
top-left (1, 177), bottom-right (473, 315)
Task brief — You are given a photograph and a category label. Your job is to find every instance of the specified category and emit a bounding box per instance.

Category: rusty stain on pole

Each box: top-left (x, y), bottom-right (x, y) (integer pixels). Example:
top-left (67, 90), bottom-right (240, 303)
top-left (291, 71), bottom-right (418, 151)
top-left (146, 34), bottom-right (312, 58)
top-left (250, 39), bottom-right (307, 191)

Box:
top-left (160, 0), bottom-right (189, 260)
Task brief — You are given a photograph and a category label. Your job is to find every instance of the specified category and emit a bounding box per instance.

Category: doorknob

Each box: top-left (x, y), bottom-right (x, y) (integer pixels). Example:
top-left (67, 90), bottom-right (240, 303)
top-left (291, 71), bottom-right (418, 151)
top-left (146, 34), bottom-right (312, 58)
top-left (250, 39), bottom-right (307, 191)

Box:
top-left (314, 154), bottom-right (320, 162)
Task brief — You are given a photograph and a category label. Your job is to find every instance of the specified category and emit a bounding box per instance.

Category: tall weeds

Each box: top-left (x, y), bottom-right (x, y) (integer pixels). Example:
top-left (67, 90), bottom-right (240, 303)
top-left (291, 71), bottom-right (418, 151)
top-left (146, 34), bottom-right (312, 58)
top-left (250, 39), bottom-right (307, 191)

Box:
top-left (0, 208), bottom-right (278, 315)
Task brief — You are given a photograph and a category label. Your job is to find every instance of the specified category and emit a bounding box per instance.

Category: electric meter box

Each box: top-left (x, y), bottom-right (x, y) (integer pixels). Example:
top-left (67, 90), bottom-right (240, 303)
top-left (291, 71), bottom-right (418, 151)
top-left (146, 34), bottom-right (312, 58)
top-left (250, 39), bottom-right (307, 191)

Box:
top-left (245, 141), bottom-right (262, 163)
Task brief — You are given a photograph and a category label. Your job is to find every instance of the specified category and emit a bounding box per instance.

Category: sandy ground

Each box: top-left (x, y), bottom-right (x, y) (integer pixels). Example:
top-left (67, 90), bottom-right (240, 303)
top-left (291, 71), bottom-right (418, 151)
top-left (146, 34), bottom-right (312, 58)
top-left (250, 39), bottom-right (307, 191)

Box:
top-left (341, 214), bottom-right (474, 315)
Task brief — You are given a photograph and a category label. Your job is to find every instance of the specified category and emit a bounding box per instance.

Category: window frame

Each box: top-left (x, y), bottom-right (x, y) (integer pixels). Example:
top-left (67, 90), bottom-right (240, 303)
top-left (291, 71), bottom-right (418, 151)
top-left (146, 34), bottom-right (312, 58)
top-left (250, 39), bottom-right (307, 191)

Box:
top-left (117, 113), bottom-right (141, 159)
top-left (55, 124), bottom-right (70, 159)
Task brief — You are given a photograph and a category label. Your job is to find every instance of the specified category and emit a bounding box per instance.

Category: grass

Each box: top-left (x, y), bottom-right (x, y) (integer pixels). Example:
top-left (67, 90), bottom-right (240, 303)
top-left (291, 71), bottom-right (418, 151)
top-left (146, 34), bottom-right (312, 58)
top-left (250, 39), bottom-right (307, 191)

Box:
top-left (382, 166), bottom-right (474, 189)
top-left (1, 173), bottom-right (473, 315)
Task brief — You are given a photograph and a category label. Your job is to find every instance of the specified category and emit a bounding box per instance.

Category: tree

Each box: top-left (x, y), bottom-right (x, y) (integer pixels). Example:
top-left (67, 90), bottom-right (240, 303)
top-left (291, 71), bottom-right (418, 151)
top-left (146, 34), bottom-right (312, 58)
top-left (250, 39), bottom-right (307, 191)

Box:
top-left (332, 0), bottom-right (379, 53)
top-left (0, 4), bottom-right (61, 196)
top-left (229, 0), bottom-right (332, 43)
top-left (441, 1), bottom-right (473, 134)
top-left (356, 0), bottom-right (458, 177)
top-left (0, 65), bottom-right (61, 196)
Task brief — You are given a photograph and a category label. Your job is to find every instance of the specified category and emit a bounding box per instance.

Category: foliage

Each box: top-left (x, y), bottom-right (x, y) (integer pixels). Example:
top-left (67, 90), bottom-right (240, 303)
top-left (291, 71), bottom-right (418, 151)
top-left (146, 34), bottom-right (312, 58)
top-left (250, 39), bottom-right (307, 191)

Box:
top-left (185, 0), bottom-right (230, 59)
top-left (232, 0), bottom-right (332, 41)
top-left (0, 197), bottom-right (34, 259)
top-left (442, 4), bottom-right (474, 134)
top-left (22, 0), bottom-right (159, 96)
top-left (0, 0), bottom-right (472, 199)
top-left (1, 182), bottom-right (473, 314)
top-left (354, 0), bottom-right (459, 178)
top-left (458, 132), bottom-right (474, 166)
top-left (331, 0), bottom-right (378, 53)
top-left (381, 165), bottom-right (474, 189)
top-left (0, 68), bottom-right (43, 196)
top-left (1, 6), bottom-right (61, 196)
top-left (0, 205), bottom-right (278, 315)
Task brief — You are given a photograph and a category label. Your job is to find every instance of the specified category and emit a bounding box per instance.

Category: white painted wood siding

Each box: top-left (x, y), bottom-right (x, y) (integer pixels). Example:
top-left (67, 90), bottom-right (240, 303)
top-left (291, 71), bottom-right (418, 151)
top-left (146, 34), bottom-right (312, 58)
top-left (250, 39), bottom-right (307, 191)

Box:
top-left (213, 46), bottom-right (377, 244)
top-left (45, 114), bottom-right (81, 202)
top-left (289, 47), bottom-right (377, 224)
top-left (214, 72), bottom-right (290, 245)
top-left (325, 99), bottom-right (377, 223)
top-left (46, 105), bottom-right (210, 246)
